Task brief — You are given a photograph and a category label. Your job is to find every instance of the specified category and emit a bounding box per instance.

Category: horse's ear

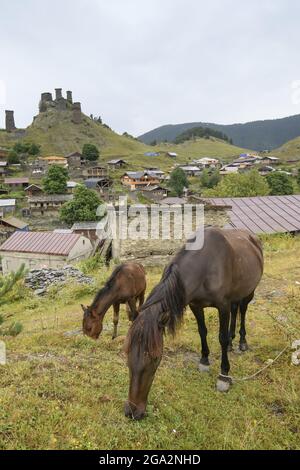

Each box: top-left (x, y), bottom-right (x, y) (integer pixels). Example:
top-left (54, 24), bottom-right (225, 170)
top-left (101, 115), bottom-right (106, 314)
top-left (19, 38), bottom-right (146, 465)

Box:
top-left (158, 311), bottom-right (170, 328)
top-left (91, 308), bottom-right (98, 318)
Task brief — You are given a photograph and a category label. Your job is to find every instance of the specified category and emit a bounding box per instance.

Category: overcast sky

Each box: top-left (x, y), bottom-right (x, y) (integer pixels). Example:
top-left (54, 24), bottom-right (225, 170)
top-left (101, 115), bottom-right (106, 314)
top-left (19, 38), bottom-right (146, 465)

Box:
top-left (1, 0), bottom-right (300, 136)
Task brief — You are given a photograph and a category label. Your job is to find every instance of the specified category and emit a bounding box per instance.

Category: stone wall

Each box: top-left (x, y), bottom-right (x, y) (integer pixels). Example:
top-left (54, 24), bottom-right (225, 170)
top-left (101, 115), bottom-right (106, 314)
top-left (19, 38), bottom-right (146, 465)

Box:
top-left (111, 206), bottom-right (230, 266)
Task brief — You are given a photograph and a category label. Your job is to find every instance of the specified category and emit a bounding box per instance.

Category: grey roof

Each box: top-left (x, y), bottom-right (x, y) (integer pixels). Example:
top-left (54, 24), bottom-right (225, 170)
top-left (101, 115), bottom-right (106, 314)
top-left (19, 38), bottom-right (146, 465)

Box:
top-left (71, 221), bottom-right (99, 230)
top-left (84, 178), bottom-right (110, 188)
top-left (0, 199), bottom-right (16, 207)
top-left (28, 195), bottom-right (73, 203)
top-left (124, 171), bottom-right (145, 180)
top-left (108, 159), bottom-right (127, 164)
top-left (202, 195), bottom-right (300, 234)
top-left (159, 197), bottom-right (186, 205)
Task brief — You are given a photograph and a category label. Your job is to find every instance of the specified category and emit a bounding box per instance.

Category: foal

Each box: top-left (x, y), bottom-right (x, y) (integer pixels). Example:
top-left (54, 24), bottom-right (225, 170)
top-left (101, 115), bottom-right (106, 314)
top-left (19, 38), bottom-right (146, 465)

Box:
top-left (82, 262), bottom-right (146, 340)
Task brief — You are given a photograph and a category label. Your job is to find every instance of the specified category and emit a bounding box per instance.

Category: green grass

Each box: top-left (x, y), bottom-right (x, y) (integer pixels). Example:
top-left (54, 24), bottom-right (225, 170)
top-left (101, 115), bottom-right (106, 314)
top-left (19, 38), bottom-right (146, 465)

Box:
top-left (0, 235), bottom-right (299, 450)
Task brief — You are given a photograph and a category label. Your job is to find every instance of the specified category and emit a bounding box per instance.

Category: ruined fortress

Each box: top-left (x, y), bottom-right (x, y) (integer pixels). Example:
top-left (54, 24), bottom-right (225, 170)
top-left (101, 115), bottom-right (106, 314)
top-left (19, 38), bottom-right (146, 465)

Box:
top-left (4, 88), bottom-right (82, 131)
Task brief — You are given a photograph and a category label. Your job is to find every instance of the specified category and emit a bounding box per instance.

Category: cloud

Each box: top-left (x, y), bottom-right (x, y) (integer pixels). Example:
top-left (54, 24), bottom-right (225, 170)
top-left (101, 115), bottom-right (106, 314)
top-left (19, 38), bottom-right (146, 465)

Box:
top-left (0, 0), bottom-right (300, 136)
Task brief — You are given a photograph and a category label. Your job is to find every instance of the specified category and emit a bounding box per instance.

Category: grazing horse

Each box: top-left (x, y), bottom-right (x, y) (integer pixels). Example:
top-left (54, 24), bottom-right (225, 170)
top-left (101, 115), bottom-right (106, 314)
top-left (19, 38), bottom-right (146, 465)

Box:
top-left (124, 228), bottom-right (263, 420)
top-left (82, 262), bottom-right (146, 340)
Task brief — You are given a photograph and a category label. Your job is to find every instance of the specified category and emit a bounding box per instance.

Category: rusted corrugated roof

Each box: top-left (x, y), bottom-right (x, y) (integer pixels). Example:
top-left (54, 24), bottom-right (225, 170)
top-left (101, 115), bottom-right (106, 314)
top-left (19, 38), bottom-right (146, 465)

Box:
top-left (202, 195), bottom-right (300, 234)
top-left (0, 231), bottom-right (81, 255)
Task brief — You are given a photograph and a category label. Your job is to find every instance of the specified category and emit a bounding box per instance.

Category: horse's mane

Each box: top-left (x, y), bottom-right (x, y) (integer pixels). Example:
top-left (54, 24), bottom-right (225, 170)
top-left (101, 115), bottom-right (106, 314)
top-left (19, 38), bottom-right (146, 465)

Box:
top-left (125, 263), bottom-right (186, 358)
top-left (90, 264), bottom-right (124, 309)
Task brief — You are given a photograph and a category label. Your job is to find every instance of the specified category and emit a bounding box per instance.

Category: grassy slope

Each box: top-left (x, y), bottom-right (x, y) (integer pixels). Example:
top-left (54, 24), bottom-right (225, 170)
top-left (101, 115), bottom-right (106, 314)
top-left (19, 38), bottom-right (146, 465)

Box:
top-left (0, 235), bottom-right (299, 450)
top-left (0, 109), bottom-right (248, 172)
top-left (273, 136), bottom-right (300, 163)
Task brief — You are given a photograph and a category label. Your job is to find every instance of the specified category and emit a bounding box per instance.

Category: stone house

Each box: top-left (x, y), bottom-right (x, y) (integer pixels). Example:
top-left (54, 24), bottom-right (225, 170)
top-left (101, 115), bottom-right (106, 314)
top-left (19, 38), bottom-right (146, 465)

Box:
top-left (140, 185), bottom-right (169, 201)
top-left (67, 181), bottom-right (79, 193)
top-left (0, 199), bottom-right (16, 217)
top-left (107, 159), bottom-right (127, 170)
top-left (179, 165), bottom-right (202, 177)
top-left (0, 216), bottom-right (29, 242)
top-left (28, 194), bottom-right (73, 216)
top-left (66, 152), bottom-right (83, 168)
top-left (84, 177), bottom-right (112, 192)
top-left (71, 221), bottom-right (100, 245)
top-left (0, 162), bottom-right (8, 178)
top-left (0, 231), bottom-right (93, 274)
top-left (24, 184), bottom-right (44, 197)
top-left (83, 166), bottom-right (108, 178)
top-left (4, 177), bottom-right (29, 191)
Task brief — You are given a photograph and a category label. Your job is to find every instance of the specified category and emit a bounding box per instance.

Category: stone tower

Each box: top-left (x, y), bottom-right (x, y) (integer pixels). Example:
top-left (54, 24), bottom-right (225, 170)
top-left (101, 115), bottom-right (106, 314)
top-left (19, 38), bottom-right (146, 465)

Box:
top-left (72, 102), bottom-right (82, 124)
top-left (5, 110), bottom-right (16, 132)
top-left (55, 88), bottom-right (62, 100)
top-left (39, 92), bottom-right (53, 112)
top-left (66, 91), bottom-right (73, 103)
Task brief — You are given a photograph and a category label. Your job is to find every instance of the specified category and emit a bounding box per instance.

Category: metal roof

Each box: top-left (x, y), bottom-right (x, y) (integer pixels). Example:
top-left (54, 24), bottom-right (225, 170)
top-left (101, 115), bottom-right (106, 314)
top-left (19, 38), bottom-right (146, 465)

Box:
top-left (0, 216), bottom-right (29, 229)
top-left (0, 231), bottom-right (81, 255)
top-left (4, 177), bottom-right (29, 184)
top-left (0, 199), bottom-right (16, 207)
top-left (71, 221), bottom-right (99, 230)
top-left (28, 194), bottom-right (72, 203)
top-left (202, 195), bottom-right (300, 234)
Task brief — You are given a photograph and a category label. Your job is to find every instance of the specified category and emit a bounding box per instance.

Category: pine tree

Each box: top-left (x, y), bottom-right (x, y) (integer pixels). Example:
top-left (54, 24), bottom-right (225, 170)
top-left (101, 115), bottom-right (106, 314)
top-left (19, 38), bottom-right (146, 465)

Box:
top-left (0, 264), bottom-right (25, 337)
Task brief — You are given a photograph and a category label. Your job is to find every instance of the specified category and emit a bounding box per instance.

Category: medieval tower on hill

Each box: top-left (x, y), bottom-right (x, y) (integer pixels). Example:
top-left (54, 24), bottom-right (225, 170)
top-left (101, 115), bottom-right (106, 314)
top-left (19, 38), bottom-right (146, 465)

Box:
top-left (39, 88), bottom-right (82, 124)
top-left (5, 110), bottom-right (16, 132)
top-left (3, 88), bottom-right (83, 131)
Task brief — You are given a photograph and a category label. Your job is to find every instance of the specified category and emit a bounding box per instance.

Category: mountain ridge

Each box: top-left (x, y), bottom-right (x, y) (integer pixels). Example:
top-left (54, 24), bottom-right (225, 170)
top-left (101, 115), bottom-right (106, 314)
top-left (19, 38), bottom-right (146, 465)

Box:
top-left (138, 113), bottom-right (300, 151)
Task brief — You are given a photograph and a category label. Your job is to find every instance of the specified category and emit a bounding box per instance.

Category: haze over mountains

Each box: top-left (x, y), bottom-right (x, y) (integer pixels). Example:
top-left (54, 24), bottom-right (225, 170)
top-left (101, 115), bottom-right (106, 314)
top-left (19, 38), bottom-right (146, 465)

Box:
top-left (138, 114), bottom-right (300, 151)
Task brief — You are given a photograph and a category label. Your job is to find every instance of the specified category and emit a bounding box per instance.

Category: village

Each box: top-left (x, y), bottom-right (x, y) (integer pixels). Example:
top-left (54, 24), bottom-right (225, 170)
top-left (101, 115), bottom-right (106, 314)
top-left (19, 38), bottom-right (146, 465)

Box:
top-left (0, 92), bottom-right (300, 279)
top-left (0, 96), bottom-right (300, 280)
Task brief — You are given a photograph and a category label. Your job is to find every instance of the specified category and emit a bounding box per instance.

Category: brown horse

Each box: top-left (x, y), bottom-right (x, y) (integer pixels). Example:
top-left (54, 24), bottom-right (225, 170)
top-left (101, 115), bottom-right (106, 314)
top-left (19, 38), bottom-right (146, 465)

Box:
top-left (124, 228), bottom-right (263, 420)
top-left (82, 262), bottom-right (146, 340)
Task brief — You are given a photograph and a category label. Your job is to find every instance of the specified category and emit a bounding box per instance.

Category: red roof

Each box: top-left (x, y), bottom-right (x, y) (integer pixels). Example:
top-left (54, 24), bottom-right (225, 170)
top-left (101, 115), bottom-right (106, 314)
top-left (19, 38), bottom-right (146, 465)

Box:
top-left (0, 231), bottom-right (81, 255)
top-left (202, 195), bottom-right (300, 234)
top-left (4, 177), bottom-right (29, 185)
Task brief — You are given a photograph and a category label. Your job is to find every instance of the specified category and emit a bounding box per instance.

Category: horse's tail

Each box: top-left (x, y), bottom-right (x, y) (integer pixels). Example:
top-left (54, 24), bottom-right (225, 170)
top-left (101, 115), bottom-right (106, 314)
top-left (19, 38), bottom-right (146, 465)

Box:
top-left (140, 262), bottom-right (186, 334)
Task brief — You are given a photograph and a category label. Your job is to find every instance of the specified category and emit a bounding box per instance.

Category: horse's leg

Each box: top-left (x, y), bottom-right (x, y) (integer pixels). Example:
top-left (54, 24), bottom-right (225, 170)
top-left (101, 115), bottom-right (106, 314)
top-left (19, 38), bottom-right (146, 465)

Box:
top-left (228, 302), bottom-right (239, 351)
top-left (138, 291), bottom-right (145, 310)
top-left (216, 304), bottom-right (232, 392)
top-left (239, 293), bottom-right (254, 352)
top-left (127, 298), bottom-right (138, 322)
top-left (190, 304), bottom-right (210, 372)
top-left (112, 303), bottom-right (120, 339)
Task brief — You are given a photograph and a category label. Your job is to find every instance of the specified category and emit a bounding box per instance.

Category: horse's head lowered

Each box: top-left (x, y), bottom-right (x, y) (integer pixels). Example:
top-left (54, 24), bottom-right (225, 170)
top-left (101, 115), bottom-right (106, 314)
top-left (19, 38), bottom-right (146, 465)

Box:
top-left (124, 263), bottom-right (186, 420)
top-left (81, 304), bottom-right (103, 339)
top-left (124, 310), bottom-right (165, 420)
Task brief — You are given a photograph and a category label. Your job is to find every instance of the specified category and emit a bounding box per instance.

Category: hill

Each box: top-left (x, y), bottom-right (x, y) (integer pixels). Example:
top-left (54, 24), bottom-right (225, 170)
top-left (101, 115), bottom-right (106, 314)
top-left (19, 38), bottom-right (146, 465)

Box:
top-left (0, 108), bottom-right (248, 170)
top-left (0, 234), bottom-right (299, 449)
top-left (0, 108), bottom-right (149, 158)
top-left (138, 114), bottom-right (300, 151)
top-left (273, 135), bottom-right (300, 161)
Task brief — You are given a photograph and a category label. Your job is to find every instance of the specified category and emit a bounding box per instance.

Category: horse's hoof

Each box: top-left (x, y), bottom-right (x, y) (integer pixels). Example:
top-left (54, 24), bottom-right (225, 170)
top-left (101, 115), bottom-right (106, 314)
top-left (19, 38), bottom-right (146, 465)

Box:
top-left (199, 363), bottom-right (210, 373)
top-left (239, 342), bottom-right (248, 352)
top-left (216, 376), bottom-right (232, 393)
